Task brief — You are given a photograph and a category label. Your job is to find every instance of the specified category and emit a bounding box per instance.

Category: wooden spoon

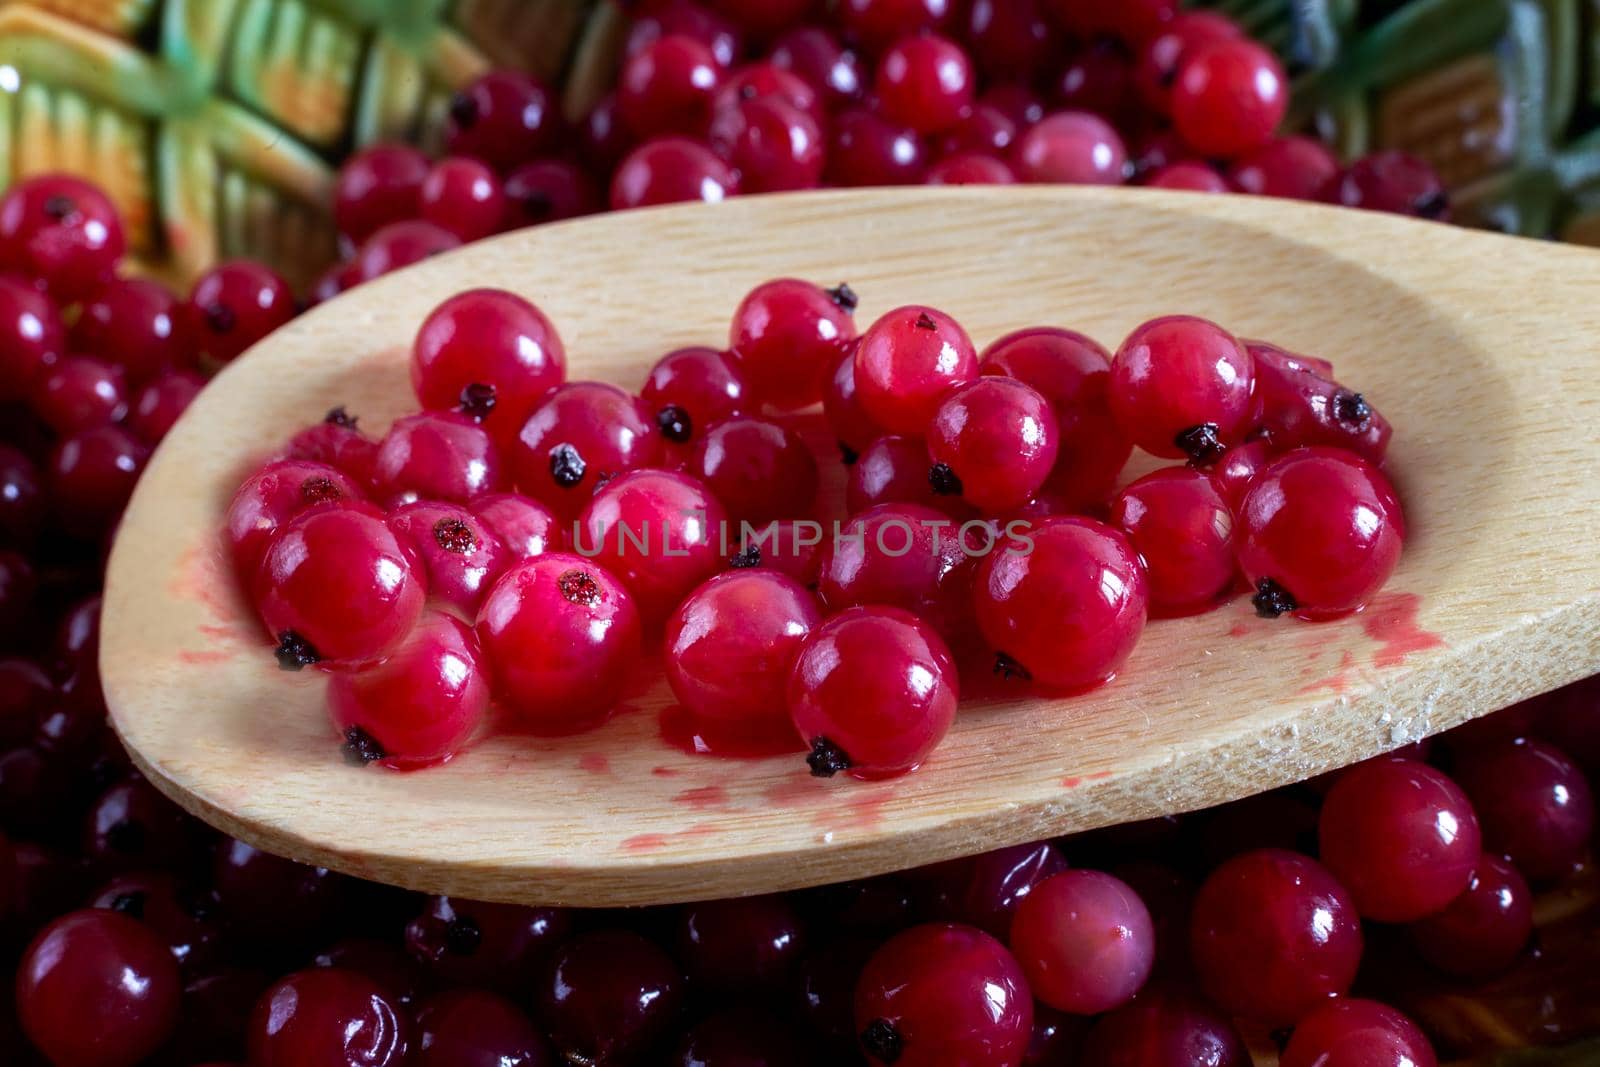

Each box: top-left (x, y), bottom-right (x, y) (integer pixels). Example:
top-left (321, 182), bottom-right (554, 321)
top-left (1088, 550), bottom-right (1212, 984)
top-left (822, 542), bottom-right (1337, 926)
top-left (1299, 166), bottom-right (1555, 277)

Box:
top-left (102, 187), bottom-right (1600, 907)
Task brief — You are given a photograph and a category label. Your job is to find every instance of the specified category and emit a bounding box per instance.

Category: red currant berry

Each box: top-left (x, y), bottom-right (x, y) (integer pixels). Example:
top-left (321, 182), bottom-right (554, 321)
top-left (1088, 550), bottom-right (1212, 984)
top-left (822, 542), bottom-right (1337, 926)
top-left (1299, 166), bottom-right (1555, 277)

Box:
top-left (964, 0), bottom-right (1057, 82)
top-left (709, 97), bottom-right (826, 192)
top-left (981, 327), bottom-right (1130, 511)
top-left (875, 33), bottom-right (975, 135)
top-left (1078, 985), bottom-right (1248, 1067)
top-left (374, 411), bottom-right (505, 505)
top-left (328, 611), bottom-right (489, 768)
top-left (187, 260), bottom-right (296, 366)
top-left (1132, 11), bottom-right (1241, 114)
top-left (714, 63), bottom-right (823, 124)
top-left (1012, 111), bottom-right (1127, 184)
top-left (209, 838), bottom-right (347, 948)
top-left (82, 775), bottom-right (204, 874)
top-left (512, 380), bottom-right (661, 515)
top-left (1409, 851), bottom-right (1532, 981)
top-left (1324, 151), bottom-right (1449, 220)
top-left (854, 304), bottom-right (977, 434)
top-left (847, 434), bottom-right (962, 516)
top-left (666, 569), bottom-right (821, 739)
top-left (819, 502), bottom-right (978, 641)
top-left (579, 92), bottom-right (634, 177)
top-left (248, 967), bottom-right (407, 1067)
top-left (503, 160), bottom-right (601, 228)
top-left (677, 892), bottom-right (808, 989)
top-left (127, 369), bottom-right (204, 444)
top-left (73, 277), bottom-right (191, 384)
top-left (404, 896), bottom-right (574, 991)
top-left (412, 990), bottom-right (554, 1067)
top-left (771, 27), bottom-right (864, 110)
top-left (420, 157), bottom-right (507, 242)
top-left (641, 345), bottom-right (746, 445)
top-left (31, 356), bottom-right (128, 435)
top-left (1229, 135), bottom-right (1340, 200)
top-left (1049, 0), bottom-right (1176, 43)
top-left (254, 504), bottom-right (426, 669)
top-left (611, 137), bottom-right (740, 209)
top-left (310, 259), bottom-right (362, 305)
top-left (49, 425), bottom-right (150, 537)
top-left (285, 409), bottom-right (381, 487)
top-left (736, 518), bottom-right (823, 586)
top-left (1052, 41), bottom-right (1136, 126)
top-left (1170, 38), bottom-right (1286, 157)
top-left (470, 492), bottom-right (565, 559)
top-left (692, 415), bottom-right (818, 525)
top-left (577, 468), bottom-right (728, 622)
top-left (974, 516), bottom-right (1147, 690)
top-left (825, 344), bottom-right (886, 458)
top-left (826, 108), bottom-right (929, 186)
top-left (1110, 467), bottom-right (1236, 615)
top-left (1190, 848), bottom-right (1362, 1027)
top-left (1208, 437), bottom-right (1272, 513)
top-left (927, 377), bottom-right (1059, 512)
top-left (1281, 999), bottom-right (1437, 1067)
top-left (89, 871), bottom-right (223, 972)
top-left (1237, 447), bottom-right (1404, 620)
top-left (915, 840), bottom-right (1068, 937)
top-left (17, 908), bottom-right (180, 1067)
top-left (839, 0), bottom-right (953, 51)
top-left (1109, 315), bottom-right (1254, 461)
top-left (788, 604), bottom-right (958, 779)
top-left (1009, 869), bottom-right (1154, 1014)
top-left (536, 929), bottom-right (684, 1065)
top-left (939, 104), bottom-right (1019, 157)
top-left (982, 82), bottom-right (1046, 126)
top-left (928, 153), bottom-right (1018, 184)
top-left (854, 922), bottom-right (1032, 1067)
top-left (1148, 161), bottom-right (1228, 192)
top-left (446, 71), bottom-right (561, 171)
top-left (0, 275), bottom-right (65, 402)
top-left (704, 0), bottom-right (816, 36)
top-left (333, 144), bottom-right (430, 243)
top-left (626, 0), bottom-right (743, 70)
top-left (387, 501), bottom-right (508, 617)
top-left (619, 34), bottom-right (724, 138)
top-left (0, 174), bottom-right (126, 299)
top-left (1454, 738), bottom-right (1596, 882)
top-left (1538, 676), bottom-right (1600, 772)
top-left (412, 288), bottom-right (566, 444)
top-left (1248, 341), bottom-right (1392, 464)
top-left (729, 277), bottom-right (857, 411)
top-left (355, 221), bottom-right (461, 282)
top-left (0, 549), bottom-right (34, 638)
top-left (0, 657), bottom-right (50, 747)
top-left (475, 554), bottom-right (641, 732)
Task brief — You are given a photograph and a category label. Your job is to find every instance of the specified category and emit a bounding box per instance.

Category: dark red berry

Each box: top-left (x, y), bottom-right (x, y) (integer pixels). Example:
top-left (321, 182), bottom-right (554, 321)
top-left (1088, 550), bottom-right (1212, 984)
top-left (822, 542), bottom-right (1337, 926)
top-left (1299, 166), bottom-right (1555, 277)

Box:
top-left (445, 71), bottom-right (561, 171)
top-left (334, 143), bottom-right (431, 243)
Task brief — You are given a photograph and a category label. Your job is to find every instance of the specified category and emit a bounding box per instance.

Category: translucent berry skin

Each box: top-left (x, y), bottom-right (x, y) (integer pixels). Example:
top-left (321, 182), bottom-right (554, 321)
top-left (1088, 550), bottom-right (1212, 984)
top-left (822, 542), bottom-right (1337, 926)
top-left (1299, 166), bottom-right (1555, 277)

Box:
top-left (0, 174), bottom-right (126, 299)
top-left (1208, 438), bottom-right (1272, 513)
top-left (536, 929), bottom-right (684, 1066)
top-left (1170, 39), bottom-right (1287, 158)
top-left (818, 502), bottom-right (977, 643)
top-left (248, 967), bottom-right (408, 1067)
top-left (729, 278), bottom-right (857, 411)
top-left (1008, 870), bottom-right (1154, 1015)
top-left (334, 143), bottom-right (430, 242)
top-left (611, 137), bottom-right (740, 209)
top-left (974, 516), bottom-right (1148, 691)
top-left (355, 221), bottom-right (462, 282)
top-left (419, 157), bottom-right (508, 242)
top-left (854, 922), bottom-right (1032, 1067)
top-left (15, 908), bottom-right (179, 1067)
top-left (1133, 11), bottom-right (1241, 114)
top-left (981, 327), bottom-right (1131, 511)
top-left (1109, 316), bottom-right (1254, 460)
top-left (666, 569), bottom-right (821, 733)
top-left (1230, 136), bottom-right (1340, 200)
top-left (1237, 448), bottom-right (1404, 620)
top-left (854, 305), bottom-right (978, 434)
top-left (254, 504), bottom-right (426, 668)
top-left (692, 415), bottom-right (818, 525)
top-left (412, 288), bottom-right (566, 444)
top-left (286, 416), bottom-right (381, 488)
top-left (1324, 151), bottom-right (1449, 221)
top-left (0, 275), bottom-right (65, 402)
top-left (412, 990), bottom-right (554, 1067)
top-left (1280, 999), bottom-right (1437, 1067)
top-left (927, 153), bottom-right (1018, 185)
top-left (1454, 738), bottom-right (1596, 882)
top-left (848, 434), bottom-right (965, 516)
top-left (826, 347), bottom-right (888, 458)
top-left (577, 468), bottom-right (729, 623)
top-left (128, 369), bottom-right (204, 444)
top-left (827, 109), bottom-right (929, 187)
top-left (939, 104), bottom-right (1018, 157)
top-left (31, 356), bottom-right (129, 435)
top-left (386, 502), bottom-right (508, 618)
top-left (470, 492), bottom-right (565, 560)
top-left (640, 345), bottom-right (747, 443)
top-left (445, 71), bottom-right (560, 172)
top-left (503, 161), bottom-right (601, 228)
top-left (1409, 851), bottom-right (1532, 978)
top-left (374, 411), bottom-right (506, 505)
top-left (627, 0), bottom-right (743, 70)
top-left (474, 553), bottom-right (641, 732)
top-left (74, 277), bottom-right (191, 384)
top-left (1012, 112), bottom-right (1127, 185)
top-left (1110, 467), bottom-right (1236, 616)
top-left (619, 34), bottom-right (724, 139)
top-left (49, 425), bottom-right (151, 537)
top-left (404, 896), bottom-right (574, 992)
top-left (1249, 341), bottom-right (1392, 464)
top-left (1317, 757), bottom-right (1481, 921)
top-left (512, 381), bottom-right (661, 515)
top-left (1148, 162), bottom-right (1228, 192)
top-left (739, 518), bottom-right (823, 586)
top-left (713, 62), bottom-right (824, 127)
top-left (915, 841), bottom-right (1069, 938)
top-left (927, 377), bottom-right (1059, 512)
top-left (772, 26), bottom-right (864, 110)
top-left (188, 260), bottom-right (297, 366)
top-left (708, 97), bottom-right (826, 193)
top-left (1189, 848), bottom-right (1363, 1028)
top-left (875, 33), bottom-right (975, 135)
top-left (787, 605), bottom-right (959, 779)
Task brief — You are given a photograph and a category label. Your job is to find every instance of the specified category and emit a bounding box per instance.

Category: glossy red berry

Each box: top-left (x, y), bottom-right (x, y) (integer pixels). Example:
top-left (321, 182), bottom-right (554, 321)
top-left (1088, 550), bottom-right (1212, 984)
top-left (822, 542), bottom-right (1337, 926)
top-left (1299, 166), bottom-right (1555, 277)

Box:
top-left (612, 137), bottom-right (740, 209)
top-left (225, 459), bottom-right (367, 577)
top-left (854, 922), bottom-right (1032, 1067)
top-left (1148, 161), bottom-right (1228, 192)
top-left (511, 380), bottom-right (660, 515)
top-left (536, 929), bottom-right (684, 1065)
top-left (1109, 315), bottom-right (1254, 461)
top-left (1454, 738), bottom-right (1596, 882)
top-left (1237, 447), bottom-right (1404, 620)
top-left (839, 0), bottom-right (953, 50)
top-left (89, 871), bottom-right (223, 972)
top-left (692, 415), bottom-right (818, 525)
top-left (713, 63), bottom-right (823, 126)
top-left (374, 411), bottom-right (505, 505)
top-left (1078, 985), bottom-right (1248, 1067)
top-left (82, 775), bottom-right (203, 873)
top-left (736, 518), bottom-right (823, 586)
top-left (127, 369), bottom-right (204, 444)
top-left (974, 516), bottom-right (1148, 691)
top-left (1051, 41), bottom-right (1135, 125)
top-left (788, 605), bottom-right (959, 779)
top-left (17, 908), bottom-right (181, 1067)
top-left (1208, 437), bottom-right (1272, 513)
top-left (32, 356), bottom-right (128, 434)
top-left (1170, 38), bottom-right (1286, 157)
top-left (927, 153), bottom-right (1018, 184)
top-left (847, 434), bottom-right (960, 515)
top-left (818, 502), bottom-right (977, 643)
top-left (0, 174), bottom-right (126, 299)
top-left (419, 157), bottom-right (507, 242)
top-left (73, 277), bottom-right (191, 384)
top-left (475, 553), bottom-right (641, 732)
top-left (619, 34), bottom-right (724, 138)
top-left (445, 71), bottom-right (561, 171)
top-left (983, 82), bottom-right (1046, 126)
top-left (709, 97), bottom-right (826, 192)
top-left (938, 104), bottom-right (1018, 159)
top-left (875, 33), bottom-right (975, 135)
top-left (578, 468), bottom-right (728, 622)
top-left (386, 501), bottom-right (508, 618)
top-left (248, 967), bottom-right (407, 1067)
top-left (355, 221), bottom-right (461, 281)
top-left (334, 144), bottom-right (430, 242)
top-left (772, 26), bottom-right (864, 110)
top-left (1110, 467), bottom-right (1236, 615)
top-left (188, 260), bottom-right (296, 366)
top-left (286, 409), bottom-right (381, 486)
top-left (1133, 11), bottom-right (1241, 114)
top-left (503, 160), bottom-right (601, 228)
top-left (470, 492), bottom-right (566, 560)
top-left (1249, 341), bottom-right (1392, 464)
top-left (964, 0), bottom-right (1057, 81)
top-left (412, 990), bottom-right (554, 1067)
top-left (854, 304), bottom-right (978, 434)
top-left (1012, 112), bottom-right (1127, 185)
top-left (1008, 869), bottom-right (1153, 1014)
top-left (579, 93), bottom-right (634, 176)
top-left (825, 346), bottom-right (887, 459)
top-left (1409, 851), bottom-right (1532, 978)
top-left (209, 839), bottom-right (348, 948)
top-left (1324, 151), bottom-right (1449, 220)
top-left (1281, 999), bottom-right (1437, 1067)
top-left (626, 0), bottom-right (743, 70)
top-left (1230, 136), bottom-right (1340, 200)
top-left (404, 896), bottom-right (574, 991)
top-left (915, 841), bottom-right (1068, 937)
top-left (640, 345), bottom-right (747, 444)
top-left (729, 277), bottom-right (857, 410)
top-left (677, 892), bottom-right (808, 989)
top-left (1189, 849), bottom-right (1362, 1027)
top-left (254, 504), bottom-right (426, 669)
top-left (0, 275), bottom-right (64, 402)
top-left (927, 377), bottom-right (1058, 512)
top-left (827, 109), bottom-right (929, 186)
top-left (49, 425), bottom-right (151, 537)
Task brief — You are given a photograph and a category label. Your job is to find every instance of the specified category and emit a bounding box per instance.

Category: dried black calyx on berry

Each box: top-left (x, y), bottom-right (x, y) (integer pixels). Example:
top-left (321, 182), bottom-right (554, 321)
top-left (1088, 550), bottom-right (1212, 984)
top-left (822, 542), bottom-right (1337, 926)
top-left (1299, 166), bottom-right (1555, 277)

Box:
top-left (203, 303), bottom-right (236, 334)
top-left (730, 544), bottom-right (761, 568)
top-left (341, 727), bottom-right (387, 766)
top-left (275, 631), bottom-right (320, 671)
top-left (656, 404), bottom-right (693, 443)
top-left (994, 653), bottom-right (1031, 681)
top-left (807, 737), bottom-right (852, 778)
top-left (109, 892), bottom-right (147, 918)
top-left (914, 312), bottom-right (937, 331)
top-left (826, 282), bottom-right (858, 311)
top-left (105, 819), bottom-right (145, 855)
top-left (1174, 423), bottom-right (1226, 465)
top-left (518, 189), bottom-right (553, 219)
top-left (1252, 578), bottom-right (1298, 619)
top-left (44, 195), bottom-right (78, 221)
top-left (445, 916), bottom-right (482, 955)
top-left (324, 406), bottom-right (358, 427)
top-left (860, 1018), bottom-right (904, 1063)
top-left (549, 443), bottom-right (586, 488)
top-left (1332, 391), bottom-right (1371, 426)
top-left (928, 463), bottom-right (962, 496)
top-left (433, 516), bottom-right (479, 554)
top-left (839, 442), bottom-right (859, 465)
top-left (1414, 190), bottom-right (1449, 219)
top-left (458, 382), bottom-right (497, 423)
top-left (448, 92), bottom-right (478, 129)
top-left (300, 476), bottom-right (343, 505)
top-left (558, 569), bottom-right (602, 606)
top-left (739, 83), bottom-right (758, 100)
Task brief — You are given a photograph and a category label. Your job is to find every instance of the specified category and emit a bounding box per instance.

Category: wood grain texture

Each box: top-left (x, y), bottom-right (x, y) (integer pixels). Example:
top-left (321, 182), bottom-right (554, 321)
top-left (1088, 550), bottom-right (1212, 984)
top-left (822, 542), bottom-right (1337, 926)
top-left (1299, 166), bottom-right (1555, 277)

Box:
top-left (101, 187), bottom-right (1600, 906)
